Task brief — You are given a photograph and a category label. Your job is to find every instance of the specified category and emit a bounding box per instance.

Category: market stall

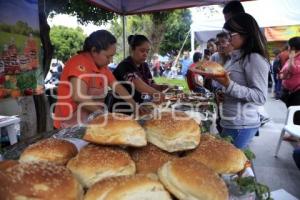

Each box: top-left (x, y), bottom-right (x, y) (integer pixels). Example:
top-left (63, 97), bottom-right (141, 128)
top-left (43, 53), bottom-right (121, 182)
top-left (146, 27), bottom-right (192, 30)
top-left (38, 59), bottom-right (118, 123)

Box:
top-left (0, 1), bottom-right (274, 199)
top-left (1, 87), bottom-right (271, 199)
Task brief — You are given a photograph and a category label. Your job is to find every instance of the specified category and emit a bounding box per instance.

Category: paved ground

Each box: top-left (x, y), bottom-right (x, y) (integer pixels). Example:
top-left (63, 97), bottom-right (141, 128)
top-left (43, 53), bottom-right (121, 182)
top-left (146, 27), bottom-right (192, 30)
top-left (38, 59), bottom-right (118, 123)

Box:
top-left (250, 92), bottom-right (300, 198)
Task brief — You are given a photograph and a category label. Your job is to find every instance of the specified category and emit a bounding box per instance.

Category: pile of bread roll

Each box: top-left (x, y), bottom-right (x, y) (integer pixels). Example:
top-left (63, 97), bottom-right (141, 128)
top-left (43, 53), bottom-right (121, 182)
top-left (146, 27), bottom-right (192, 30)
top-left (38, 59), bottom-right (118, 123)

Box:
top-left (0, 112), bottom-right (248, 200)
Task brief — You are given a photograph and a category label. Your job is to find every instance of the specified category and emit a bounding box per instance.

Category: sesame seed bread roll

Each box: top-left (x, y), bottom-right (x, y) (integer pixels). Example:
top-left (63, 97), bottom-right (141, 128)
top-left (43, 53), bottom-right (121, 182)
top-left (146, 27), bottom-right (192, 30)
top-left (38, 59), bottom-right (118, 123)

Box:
top-left (0, 162), bottom-right (83, 200)
top-left (131, 143), bottom-right (178, 174)
top-left (0, 171), bottom-right (10, 200)
top-left (19, 138), bottom-right (78, 165)
top-left (67, 144), bottom-right (136, 188)
top-left (143, 112), bottom-right (200, 152)
top-left (158, 158), bottom-right (228, 200)
top-left (195, 60), bottom-right (225, 77)
top-left (84, 174), bottom-right (172, 200)
top-left (84, 113), bottom-right (147, 147)
top-left (187, 134), bottom-right (248, 174)
top-left (0, 160), bottom-right (18, 172)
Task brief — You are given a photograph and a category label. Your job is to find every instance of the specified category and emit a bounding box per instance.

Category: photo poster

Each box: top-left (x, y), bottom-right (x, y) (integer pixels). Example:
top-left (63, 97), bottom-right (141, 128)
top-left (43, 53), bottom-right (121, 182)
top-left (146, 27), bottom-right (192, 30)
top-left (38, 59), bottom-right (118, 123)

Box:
top-left (0, 0), bottom-right (44, 99)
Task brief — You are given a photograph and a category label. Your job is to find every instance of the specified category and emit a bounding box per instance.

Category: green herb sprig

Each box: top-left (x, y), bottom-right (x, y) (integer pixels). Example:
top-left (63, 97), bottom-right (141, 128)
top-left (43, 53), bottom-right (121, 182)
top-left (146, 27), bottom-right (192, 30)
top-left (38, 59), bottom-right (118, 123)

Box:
top-left (235, 176), bottom-right (273, 200)
top-left (243, 148), bottom-right (256, 160)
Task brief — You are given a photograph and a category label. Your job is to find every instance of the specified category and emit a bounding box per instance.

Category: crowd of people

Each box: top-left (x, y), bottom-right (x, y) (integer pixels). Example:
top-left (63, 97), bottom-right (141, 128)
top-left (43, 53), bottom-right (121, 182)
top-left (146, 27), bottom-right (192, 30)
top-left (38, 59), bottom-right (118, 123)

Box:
top-left (47, 1), bottom-right (300, 170)
top-left (186, 1), bottom-right (300, 169)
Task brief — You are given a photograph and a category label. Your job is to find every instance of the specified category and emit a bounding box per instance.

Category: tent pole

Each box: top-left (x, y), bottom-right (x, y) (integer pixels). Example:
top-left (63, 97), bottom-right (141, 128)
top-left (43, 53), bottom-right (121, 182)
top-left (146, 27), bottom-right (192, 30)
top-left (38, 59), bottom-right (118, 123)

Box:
top-left (191, 28), bottom-right (195, 56)
top-left (122, 15), bottom-right (126, 59)
top-left (172, 30), bottom-right (191, 70)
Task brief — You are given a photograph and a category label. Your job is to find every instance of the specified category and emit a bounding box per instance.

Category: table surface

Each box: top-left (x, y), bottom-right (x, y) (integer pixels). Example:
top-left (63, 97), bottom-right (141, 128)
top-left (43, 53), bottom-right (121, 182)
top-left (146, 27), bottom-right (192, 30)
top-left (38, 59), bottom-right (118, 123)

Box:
top-left (1, 127), bottom-right (83, 160)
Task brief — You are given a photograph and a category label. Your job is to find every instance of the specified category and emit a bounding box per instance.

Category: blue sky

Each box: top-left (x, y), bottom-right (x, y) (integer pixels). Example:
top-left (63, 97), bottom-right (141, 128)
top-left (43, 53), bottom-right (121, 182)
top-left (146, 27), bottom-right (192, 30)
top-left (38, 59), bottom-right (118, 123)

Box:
top-left (0, 0), bottom-right (39, 30)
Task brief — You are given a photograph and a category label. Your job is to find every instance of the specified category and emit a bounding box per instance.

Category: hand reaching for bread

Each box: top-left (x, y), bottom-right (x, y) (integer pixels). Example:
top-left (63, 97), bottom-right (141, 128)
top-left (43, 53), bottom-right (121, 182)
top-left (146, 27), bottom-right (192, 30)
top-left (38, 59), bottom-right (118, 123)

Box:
top-left (212, 71), bottom-right (231, 88)
top-left (216, 90), bottom-right (225, 104)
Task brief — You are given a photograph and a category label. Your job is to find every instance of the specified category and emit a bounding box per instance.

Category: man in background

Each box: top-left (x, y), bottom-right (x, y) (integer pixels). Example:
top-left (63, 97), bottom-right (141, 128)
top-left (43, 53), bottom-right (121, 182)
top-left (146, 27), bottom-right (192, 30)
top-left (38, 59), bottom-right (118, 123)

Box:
top-left (180, 51), bottom-right (192, 76)
top-left (45, 63), bottom-right (62, 86)
top-left (223, 0), bottom-right (245, 21)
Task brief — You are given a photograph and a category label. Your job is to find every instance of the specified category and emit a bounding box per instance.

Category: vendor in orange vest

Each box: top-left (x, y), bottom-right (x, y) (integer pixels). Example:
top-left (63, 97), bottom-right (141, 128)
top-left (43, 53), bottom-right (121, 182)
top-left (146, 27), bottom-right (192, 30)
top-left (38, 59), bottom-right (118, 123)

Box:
top-left (54, 30), bottom-right (137, 129)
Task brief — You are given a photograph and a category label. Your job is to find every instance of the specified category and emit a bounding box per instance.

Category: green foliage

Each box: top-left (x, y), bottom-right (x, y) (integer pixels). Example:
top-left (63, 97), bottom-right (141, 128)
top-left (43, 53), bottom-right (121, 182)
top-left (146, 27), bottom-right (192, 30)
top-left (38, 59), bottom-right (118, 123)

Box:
top-left (235, 177), bottom-right (273, 200)
top-left (50, 26), bottom-right (85, 62)
top-left (215, 135), bottom-right (234, 143)
top-left (109, 9), bottom-right (192, 63)
top-left (0, 21), bottom-right (38, 37)
top-left (159, 9), bottom-right (192, 55)
top-left (109, 19), bottom-right (124, 63)
top-left (154, 77), bottom-right (188, 93)
top-left (110, 15), bottom-right (153, 63)
top-left (47, 0), bottom-right (115, 26)
top-left (0, 31), bottom-right (26, 52)
top-left (243, 148), bottom-right (256, 160)
top-left (16, 71), bottom-right (37, 92)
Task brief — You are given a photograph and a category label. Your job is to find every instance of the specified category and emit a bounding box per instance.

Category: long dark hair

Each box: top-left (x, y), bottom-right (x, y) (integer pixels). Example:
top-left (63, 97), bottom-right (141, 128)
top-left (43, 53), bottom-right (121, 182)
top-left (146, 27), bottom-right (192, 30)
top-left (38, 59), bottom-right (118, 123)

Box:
top-left (81, 30), bottom-right (116, 53)
top-left (288, 37), bottom-right (300, 51)
top-left (223, 13), bottom-right (269, 61)
top-left (128, 34), bottom-right (150, 50)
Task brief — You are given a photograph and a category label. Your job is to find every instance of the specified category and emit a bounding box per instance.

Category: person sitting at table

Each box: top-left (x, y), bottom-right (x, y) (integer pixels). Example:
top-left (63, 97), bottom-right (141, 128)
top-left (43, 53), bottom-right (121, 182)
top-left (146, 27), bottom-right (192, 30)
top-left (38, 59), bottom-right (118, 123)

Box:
top-left (53, 30), bottom-right (138, 129)
top-left (112, 34), bottom-right (170, 113)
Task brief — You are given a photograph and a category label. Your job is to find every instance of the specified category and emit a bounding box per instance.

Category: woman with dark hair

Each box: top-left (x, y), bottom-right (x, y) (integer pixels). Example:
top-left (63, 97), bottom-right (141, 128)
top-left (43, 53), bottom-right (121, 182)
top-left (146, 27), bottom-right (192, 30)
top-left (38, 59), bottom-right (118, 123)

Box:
top-left (280, 37), bottom-right (300, 135)
top-left (112, 34), bottom-right (169, 113)
top-left (54, 30), bottom-right (137, 128)
top-left (211, 13), bottom-right (270, 149)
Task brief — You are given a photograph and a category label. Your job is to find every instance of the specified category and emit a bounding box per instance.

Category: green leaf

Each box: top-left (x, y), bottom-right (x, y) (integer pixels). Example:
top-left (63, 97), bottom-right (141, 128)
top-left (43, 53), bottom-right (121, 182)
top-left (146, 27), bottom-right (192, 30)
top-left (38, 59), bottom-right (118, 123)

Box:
top-left (46, 0), bottom-right (115, 26)
top-left (235, 177), bottom-right (273, 200)
top-left (215, 134), bottom-right (234, 144)
top-left (243, 148), bottom-right (256, 160)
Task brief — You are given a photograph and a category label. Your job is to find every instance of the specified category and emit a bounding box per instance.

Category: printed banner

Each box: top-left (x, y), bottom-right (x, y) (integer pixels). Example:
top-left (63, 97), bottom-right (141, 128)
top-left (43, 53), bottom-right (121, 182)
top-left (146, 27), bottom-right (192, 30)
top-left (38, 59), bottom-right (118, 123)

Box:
top-left (265, 25), bottom-right (300, 42)
top-left (0, 0), bottom-right (43, 99)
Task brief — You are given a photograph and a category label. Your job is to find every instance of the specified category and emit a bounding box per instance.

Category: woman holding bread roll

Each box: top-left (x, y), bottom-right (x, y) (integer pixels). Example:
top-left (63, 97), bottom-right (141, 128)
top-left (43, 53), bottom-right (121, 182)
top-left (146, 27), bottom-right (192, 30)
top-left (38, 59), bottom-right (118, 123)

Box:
top-left (112, 34), bottom-right (171, 114)
top-left (54, 30), bottom-right (138, 128)
top-left (211, 13), bottom-right (269, 149)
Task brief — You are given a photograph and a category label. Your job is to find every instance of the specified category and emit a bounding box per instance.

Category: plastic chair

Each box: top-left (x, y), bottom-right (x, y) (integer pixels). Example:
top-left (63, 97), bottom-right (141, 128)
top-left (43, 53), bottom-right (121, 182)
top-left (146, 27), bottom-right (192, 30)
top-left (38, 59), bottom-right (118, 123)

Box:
top-left (275, 106), bottom-right (300, 157)
top-left (0, 116), bottom-right (20, 145)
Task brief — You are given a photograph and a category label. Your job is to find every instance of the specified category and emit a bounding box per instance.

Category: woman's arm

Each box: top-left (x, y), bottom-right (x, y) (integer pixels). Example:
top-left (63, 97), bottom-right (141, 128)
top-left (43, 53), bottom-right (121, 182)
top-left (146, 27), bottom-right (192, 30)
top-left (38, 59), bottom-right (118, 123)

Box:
top-left (133, 78), bottom-right (165, 103)
top-left (112, 82), bottom-right (138, 111)
top-left (132, 78), bottom-right (163, 96)
top-left (70, 77), bottom-right (105, 112)
top-left (214, 54), bottom-right (269, 105)
top-left (151, 83), bottom-right (170, 91)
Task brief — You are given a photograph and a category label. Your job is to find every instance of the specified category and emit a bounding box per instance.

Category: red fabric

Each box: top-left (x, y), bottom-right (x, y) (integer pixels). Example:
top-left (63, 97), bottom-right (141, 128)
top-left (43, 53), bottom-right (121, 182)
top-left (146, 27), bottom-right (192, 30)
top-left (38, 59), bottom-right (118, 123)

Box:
top-left (281, 53), bottom-right (300, 92)
top-left (54, 53), bottom-right (116, 128)
top-left (186, 63), bottom-right (197, 91)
